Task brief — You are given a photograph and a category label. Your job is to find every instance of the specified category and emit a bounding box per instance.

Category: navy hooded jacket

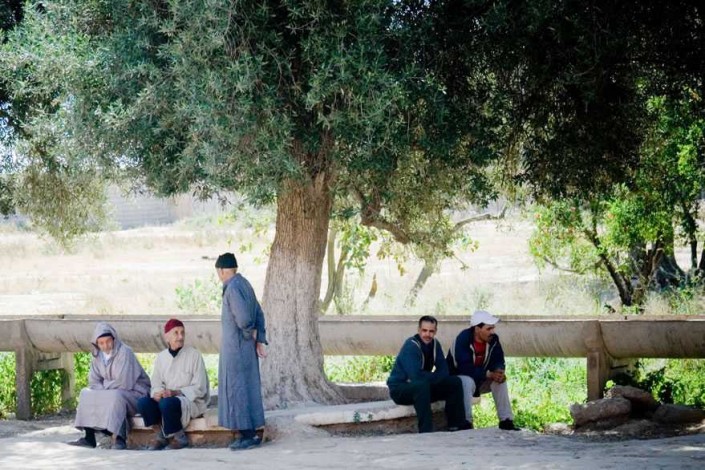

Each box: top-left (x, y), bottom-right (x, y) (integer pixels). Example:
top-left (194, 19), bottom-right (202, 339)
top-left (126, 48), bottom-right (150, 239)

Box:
top-left (387, 334), bottom-right (449, 386)
top-left (446, 326), bottom-right (506, 387)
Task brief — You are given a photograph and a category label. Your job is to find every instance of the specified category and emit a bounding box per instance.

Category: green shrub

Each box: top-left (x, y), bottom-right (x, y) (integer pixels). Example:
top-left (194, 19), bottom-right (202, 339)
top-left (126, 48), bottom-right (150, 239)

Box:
top-left (612, 358), bottom-right (705, 407)
top-left (0, 352), bottom-right (15, 418)
top-left (325, 356), bottom-right (394, 383)
top-left (472, 357), bottom-right (587, 431)
top-left (204, 354), bottom-right (219, 388)
top-left (175, 277), bottom-right (222, 315)
top-left (74, 352), bottom-right (91, 393)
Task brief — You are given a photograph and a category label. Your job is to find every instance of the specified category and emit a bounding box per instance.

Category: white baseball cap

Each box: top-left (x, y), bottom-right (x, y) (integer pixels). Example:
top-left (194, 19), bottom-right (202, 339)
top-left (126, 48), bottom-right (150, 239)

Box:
top-left (470, 310), bottom-right (500, 327)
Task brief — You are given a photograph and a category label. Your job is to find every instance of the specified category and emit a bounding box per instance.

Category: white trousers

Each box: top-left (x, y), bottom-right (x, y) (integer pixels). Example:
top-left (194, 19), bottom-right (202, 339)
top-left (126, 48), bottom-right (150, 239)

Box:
top-left (458, 375), bottom-right (514, 422)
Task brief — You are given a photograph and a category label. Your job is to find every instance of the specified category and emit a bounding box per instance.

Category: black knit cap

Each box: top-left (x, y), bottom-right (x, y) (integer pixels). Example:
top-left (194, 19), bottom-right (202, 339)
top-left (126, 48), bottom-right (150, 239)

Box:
top-left (215, 252), bottom-right (238, 269)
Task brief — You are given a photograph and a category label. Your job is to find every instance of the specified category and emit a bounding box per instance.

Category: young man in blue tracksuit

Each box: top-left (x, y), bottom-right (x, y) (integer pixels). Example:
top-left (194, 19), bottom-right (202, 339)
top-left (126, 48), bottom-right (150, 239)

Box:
top-left (387, 315), bottom-right (469, 433)
top-left (447, 310), bottom-right (519, 430)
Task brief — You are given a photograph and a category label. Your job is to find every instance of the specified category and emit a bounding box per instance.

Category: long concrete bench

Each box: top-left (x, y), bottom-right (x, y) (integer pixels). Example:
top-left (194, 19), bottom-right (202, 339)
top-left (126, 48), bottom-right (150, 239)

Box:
top-left (8, 314), bottom-right (702, 419)
top-left (127, 408), bottom-right (262, 448)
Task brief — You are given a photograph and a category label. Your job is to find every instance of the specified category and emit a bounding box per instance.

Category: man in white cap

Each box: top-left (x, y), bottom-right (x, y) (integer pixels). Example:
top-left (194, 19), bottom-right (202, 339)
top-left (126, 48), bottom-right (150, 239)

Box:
top-left (447, 310), bottom-right (519, 430)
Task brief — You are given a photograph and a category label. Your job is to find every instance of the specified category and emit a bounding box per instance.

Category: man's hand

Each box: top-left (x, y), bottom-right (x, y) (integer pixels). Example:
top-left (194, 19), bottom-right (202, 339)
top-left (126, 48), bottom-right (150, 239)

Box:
top-left (163, 389), bottom-right (181, 398)
top-left (153, 390), bottom-right (164, 402)
top-left (488, 369), bottom-right (507, 383)
top-left (256, 342), bottom-right (267, 358)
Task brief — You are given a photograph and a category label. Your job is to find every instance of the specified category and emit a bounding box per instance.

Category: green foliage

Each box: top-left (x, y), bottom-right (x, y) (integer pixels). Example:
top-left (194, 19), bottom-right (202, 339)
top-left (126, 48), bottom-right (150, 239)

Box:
top-left (0, 352), bottom-right (15, 418)
top-left (473, 358), bottom-right (587, 431)
top-left (529, 202), bottom-right (604, 275)
top-left (324, 355), bottom-right (394, 383)
top-left (529, 90), bottom-right (705, 307)
top-left (612, 359), bottom-right (705, 408)
top-left (337, 222), bottom-right (378, 274)
top-left (0, 352), bottom-right (92, 418)
top-left (73, 352), bottom-right (91, 393)
top-left (0, 0), bottom-right (500, 261)
top-left (175, 277), bottom-right (222, 316)
top-left (30, 369), bottom-right (64, 416)
top-left (203, 354), bottom-right (219, 388)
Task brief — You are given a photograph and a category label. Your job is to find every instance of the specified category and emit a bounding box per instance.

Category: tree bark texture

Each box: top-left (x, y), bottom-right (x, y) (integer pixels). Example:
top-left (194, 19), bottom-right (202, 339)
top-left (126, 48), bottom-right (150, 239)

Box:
top-left (260, 173), bottom-right (344, 408)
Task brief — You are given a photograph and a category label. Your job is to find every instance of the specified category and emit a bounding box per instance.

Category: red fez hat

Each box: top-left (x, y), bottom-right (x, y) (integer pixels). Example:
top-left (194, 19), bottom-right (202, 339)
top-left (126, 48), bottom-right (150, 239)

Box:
top-left (164, 318), bottom-right (184, 334)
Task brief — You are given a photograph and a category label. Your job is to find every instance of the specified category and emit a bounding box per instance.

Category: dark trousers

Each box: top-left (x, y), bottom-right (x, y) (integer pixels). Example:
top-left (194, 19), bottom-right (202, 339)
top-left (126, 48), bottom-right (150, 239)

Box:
top-left (137, 396), bottom-right (183, 436)
top-left (389, 376), bottom-right (466, 433)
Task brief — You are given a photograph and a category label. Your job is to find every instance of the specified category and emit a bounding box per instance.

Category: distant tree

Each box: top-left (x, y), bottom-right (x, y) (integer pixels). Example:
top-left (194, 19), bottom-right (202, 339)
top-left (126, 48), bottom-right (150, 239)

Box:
top-left (530, 92), bottom-right (705, 307)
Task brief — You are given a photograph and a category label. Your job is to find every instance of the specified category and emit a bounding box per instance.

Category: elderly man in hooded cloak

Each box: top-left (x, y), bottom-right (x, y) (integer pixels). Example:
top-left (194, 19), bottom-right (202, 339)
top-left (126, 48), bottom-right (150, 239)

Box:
top-left (215, 252), bottom-right (268, 451)
top-left (68, 322), bottom-right (151, 450)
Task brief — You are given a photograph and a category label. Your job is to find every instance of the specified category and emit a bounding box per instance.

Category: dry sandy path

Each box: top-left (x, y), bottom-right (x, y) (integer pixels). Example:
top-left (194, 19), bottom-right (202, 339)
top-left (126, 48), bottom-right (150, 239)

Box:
top-left (1, 420), bottom-right (704, 469)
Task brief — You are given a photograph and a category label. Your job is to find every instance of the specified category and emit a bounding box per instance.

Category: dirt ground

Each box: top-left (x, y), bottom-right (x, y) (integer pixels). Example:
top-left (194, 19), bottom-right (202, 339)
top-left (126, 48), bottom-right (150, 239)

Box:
top-left (1, 415), bottom-right (705, 469)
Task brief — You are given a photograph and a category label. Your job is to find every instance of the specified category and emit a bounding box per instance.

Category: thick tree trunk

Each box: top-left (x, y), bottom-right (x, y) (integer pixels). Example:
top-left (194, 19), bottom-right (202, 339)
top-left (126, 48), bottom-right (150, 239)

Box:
top-left (260, 173), bottom-right (344, 408)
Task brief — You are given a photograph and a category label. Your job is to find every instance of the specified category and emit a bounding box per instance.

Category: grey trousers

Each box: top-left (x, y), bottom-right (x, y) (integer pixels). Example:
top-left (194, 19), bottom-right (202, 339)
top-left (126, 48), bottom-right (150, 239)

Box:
top-left (458, 375), bottom-right (514, 423)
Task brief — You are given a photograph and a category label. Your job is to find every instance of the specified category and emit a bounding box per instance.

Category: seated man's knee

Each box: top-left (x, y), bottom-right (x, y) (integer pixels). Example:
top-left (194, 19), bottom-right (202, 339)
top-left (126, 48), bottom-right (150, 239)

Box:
top-left (136, 396), bottom-right (154, 412)
top-left (158, 396), bottom-right (180, 412)
top-left (491, 379), bottom-right (509, 392)
top-left (450, 376), bottom-right (464, 389)
top-left (409, 380), bottom-right (431, 399)
top-left (458, 375), bottom-right (476, 394)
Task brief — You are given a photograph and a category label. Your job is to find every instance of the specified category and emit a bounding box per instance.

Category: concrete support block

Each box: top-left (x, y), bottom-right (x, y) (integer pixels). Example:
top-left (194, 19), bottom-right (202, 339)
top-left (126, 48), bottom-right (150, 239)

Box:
top-left (15, 346), bottom-right (36, 420)
top-left (61, 353), bottom-right (75, 408)
top-left (586, 349), bottom-right (610, 402)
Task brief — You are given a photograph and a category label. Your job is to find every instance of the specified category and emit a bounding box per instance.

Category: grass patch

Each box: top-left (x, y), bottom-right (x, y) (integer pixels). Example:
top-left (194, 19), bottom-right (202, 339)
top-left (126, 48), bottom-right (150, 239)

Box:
top-left (473, 357), bottom-right (586, 430)
top-left (325, 356), bottom-right (394, 383)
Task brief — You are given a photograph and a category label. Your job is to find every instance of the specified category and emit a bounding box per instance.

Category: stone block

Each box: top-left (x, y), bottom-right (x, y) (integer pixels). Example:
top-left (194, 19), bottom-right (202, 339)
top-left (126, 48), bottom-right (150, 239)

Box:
top-left (653, 404), bottom-right (705, 424)
top-left (605, 385), bottom-right (659, 412)
top-left (570, 397), bottom-right (631, 427)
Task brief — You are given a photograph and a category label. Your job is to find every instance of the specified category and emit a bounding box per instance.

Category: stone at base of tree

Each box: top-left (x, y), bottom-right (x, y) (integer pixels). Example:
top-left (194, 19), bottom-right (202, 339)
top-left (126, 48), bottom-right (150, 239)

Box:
top-left (543, 422), bottom-right (572, 435)
top-left (570, 397), bottom-right (631, 427)
top-left (653, 404), bottom-right (705, 424)
top-left (605, 385), bottom-right (659, 412)
top-left (610, 419), bottom-right (660, 437)
top-left (573, 416), bottom-right (631, 432)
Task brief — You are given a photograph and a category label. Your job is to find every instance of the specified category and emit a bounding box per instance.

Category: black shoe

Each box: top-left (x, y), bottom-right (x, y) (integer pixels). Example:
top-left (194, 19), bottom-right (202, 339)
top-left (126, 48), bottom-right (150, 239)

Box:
top-left (148, 437), bottom-right (168, 451)
top-left (170, 430), bottom-right (189, 449)
top-left (229, 436), bottom-right (261, 451)
top-left (448, 421), bottom-right (473, 432)
top-left (499, 419), bottom-right (520, 431)
top-left (67, 437), bottom-right (96, 448)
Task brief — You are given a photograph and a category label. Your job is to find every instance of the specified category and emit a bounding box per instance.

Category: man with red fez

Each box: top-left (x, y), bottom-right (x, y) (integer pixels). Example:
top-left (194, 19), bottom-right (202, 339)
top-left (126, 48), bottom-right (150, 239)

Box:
top-left (215, 252), bottom-right (268, 451)
top-left (137, 319), bottom-right (210, 450)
